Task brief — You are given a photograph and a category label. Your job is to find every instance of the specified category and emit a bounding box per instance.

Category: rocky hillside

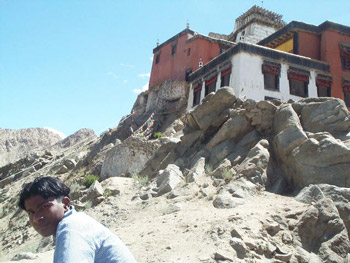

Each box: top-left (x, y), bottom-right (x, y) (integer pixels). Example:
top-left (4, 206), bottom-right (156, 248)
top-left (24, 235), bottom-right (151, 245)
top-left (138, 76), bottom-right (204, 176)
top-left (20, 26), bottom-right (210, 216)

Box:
top-left (0, 128), bottom-right (64, 167)
top-left (1, 87), bottom-right (350, 262)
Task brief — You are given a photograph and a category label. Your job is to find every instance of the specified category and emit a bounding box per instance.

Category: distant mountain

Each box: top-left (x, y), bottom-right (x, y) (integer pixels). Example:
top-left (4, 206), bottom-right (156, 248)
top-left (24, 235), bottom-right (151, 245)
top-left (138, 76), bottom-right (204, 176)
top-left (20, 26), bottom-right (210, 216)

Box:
top-left (0, 128), bottom-right (63, 167)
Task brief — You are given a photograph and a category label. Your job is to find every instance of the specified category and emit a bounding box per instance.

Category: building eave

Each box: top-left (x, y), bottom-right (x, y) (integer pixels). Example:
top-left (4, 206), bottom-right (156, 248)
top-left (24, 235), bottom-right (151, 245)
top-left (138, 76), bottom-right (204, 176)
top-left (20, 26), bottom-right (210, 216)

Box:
top-left (188, 42), bottom-right (330, 82)
top-left (186, 33), bottom-right (236, 47)
top-left (258, 20), bottom-right (350, 48)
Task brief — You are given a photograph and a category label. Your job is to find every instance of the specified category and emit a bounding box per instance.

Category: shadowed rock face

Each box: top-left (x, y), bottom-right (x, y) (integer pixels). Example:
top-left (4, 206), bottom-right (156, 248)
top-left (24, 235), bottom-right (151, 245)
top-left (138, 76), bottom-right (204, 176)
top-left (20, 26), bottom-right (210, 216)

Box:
top-left (0, 128), bottom-right (63, 167)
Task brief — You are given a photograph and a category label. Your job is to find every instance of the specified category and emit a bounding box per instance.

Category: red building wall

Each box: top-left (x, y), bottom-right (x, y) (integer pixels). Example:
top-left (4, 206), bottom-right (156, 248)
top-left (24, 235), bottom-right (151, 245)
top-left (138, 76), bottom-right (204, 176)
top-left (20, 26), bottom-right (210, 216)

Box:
top-left (149, 33), bottom-right (222, 89)
top-left (297, 31), bottom-right (320, 60)
top-left (296, 28), bottom-right (350, 100)
top-left (320, 30), bottom-right (350, 99)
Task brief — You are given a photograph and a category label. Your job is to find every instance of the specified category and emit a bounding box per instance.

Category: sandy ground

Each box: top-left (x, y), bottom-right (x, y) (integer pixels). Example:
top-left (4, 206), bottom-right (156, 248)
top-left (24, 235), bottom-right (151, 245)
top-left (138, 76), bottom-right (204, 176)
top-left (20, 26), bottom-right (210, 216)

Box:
top-left (0, 182), bottom-right (307, 263)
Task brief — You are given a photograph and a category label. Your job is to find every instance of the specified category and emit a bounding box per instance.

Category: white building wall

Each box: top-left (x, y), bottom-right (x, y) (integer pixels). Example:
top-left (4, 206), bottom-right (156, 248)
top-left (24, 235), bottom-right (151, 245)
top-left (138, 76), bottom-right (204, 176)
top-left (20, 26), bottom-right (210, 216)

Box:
top-left (308, 71), bottom-right (318, 98)
top-left (187, 51), bottom-right (323, 111)
top-left (232, 53), bottom-right (265, 101)
top-left (187, 84), bottom-right (194, 111)
top-left (236, 23), bottom-right (278, 44)
top-left (216, 72), bottom-right (221, 90)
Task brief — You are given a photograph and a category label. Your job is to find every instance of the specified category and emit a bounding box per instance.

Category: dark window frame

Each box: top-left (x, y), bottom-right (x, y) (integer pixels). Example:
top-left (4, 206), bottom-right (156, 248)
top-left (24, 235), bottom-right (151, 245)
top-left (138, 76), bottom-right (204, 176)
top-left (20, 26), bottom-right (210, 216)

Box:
top-left (193, 84), bottom-right (202, 106)
top-left (288, 68), bottom-right (309, 98)
top-left (155, 53), bottom-right (160, 64)
top-left (340, 44), bottom-right (350, 71)
top-left (262, 62), bottom-right (281, 91)
top-left (171, 45), bottom-right (177, 56)
top-left (344, 83), bottom-right (350, 107)
top-left (316, 76), bottom-right (332, 97)
top-left (265, 96), bottom-right (279, 101)
top-left (220, 67), bottom-right (231, 87)
top-left (205, 76), bottom-right (217, 96)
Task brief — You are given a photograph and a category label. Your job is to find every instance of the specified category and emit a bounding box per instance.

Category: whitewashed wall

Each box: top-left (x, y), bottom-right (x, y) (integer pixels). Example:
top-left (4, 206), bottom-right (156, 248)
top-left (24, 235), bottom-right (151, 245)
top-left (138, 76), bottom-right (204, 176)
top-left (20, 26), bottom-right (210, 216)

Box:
top-left (187, 51), bottom-right (320, 111)
top-left (235, 23), bottom-right (278, 44)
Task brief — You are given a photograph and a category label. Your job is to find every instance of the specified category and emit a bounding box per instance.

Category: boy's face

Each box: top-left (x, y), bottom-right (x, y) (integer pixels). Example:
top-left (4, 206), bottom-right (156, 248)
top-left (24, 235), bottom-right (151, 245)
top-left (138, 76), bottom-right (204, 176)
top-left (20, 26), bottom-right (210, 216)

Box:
top-left (24, 195), bottom-right (70, 237)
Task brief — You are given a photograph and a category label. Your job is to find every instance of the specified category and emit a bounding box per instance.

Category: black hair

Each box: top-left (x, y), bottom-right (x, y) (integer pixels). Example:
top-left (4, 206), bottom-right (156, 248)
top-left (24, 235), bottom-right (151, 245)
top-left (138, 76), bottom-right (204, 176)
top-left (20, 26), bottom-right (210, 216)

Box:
top-left (18, 176), bottom-right (70, 211)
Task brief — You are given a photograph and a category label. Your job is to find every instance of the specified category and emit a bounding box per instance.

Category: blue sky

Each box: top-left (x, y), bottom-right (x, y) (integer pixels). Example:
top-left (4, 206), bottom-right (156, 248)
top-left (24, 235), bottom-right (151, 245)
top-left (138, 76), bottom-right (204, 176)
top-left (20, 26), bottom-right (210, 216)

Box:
top-left (1, 0), bottom-right (349, 137)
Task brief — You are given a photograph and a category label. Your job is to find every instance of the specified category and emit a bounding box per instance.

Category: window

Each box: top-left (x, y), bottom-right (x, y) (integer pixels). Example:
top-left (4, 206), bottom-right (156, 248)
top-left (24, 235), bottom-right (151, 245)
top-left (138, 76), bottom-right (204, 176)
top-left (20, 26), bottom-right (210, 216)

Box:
top-left (316, 76), bottom-right (332, 97)
top-left (262, 62), bottom-right (280, 91)
top-left (171, 44), bottom-right (177, 55)
top-left (344, 81), bottom-right (350, 107)
top-left (205, 76), bottom-right (217, 96)
top-left (220, 67), bottom-right (231, 87)
top-left (344, 92), bottom-right (350, 107)
top-left (265, 96), bottom-right (279, 101)
top-left (187, 48), bottom-right (191, 56)
top-left (265, 74), bottom-right (279, 90)
top-left (155, 53), bottom-right (160, 64)
top-left (288, 68), bottom-right (309, 97)
top-left (193, 84), bottom-right (202, 106)
top-left (340, 44), bottom-right (350, 71)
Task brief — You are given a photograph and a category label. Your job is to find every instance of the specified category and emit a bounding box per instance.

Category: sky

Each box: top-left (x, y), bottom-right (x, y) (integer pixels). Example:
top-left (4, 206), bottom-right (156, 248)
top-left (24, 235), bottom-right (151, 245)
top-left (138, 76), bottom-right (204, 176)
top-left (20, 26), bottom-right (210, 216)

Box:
top-left (1, 0), bottom-right (349, 137)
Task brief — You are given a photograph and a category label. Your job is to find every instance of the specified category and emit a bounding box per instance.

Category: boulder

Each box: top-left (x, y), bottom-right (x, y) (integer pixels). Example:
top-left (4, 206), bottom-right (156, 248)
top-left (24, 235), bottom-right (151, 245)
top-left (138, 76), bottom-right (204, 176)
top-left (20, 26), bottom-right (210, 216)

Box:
top-left (235, 139), bottom-right (270, 187)
top-left (86, 181), bottom-right (104, 205)
top-left (224, 178), bottom-right (259, 198)
top-left (226, 130), bottom-right (261, 166)
top-left (186, 87), bottom-right (236, 131)
top-left (213, 192), bottom-right (245, 209)
top-left (273, 104), bottom-right (308, 161)
top-left (273, 104), bottom-right (303, 135)
top-left (290, 134), bottom-right (350, 188)
top-left (139, 137), bottom-right (180, 179)
top-left (208, 139), bottom-right (235, 168)
top-left (101, 137), bottom-right (161, 179)
top-left (294, 198), bottom-right (350, 262)
top-left (56, 165), bottom-right (69, 174)
top-left (318, 184), bottom-right (350, 238)
top-left (187, 157), bottom-right (209, 186)
top-left (296, 185), bottom-right (325, 204)
top-left (230, 237), bottom-right (248, 259)
top-left (206, 112), bottom-right (252, 149)
top-left (293, 97), bottom-right (350, 134)
top-left (64, 159), bottom-right (76, 170)
top-left (156, 164), bottom-right (183, 196)
top-left (245, 100), bottom-right (277, 134)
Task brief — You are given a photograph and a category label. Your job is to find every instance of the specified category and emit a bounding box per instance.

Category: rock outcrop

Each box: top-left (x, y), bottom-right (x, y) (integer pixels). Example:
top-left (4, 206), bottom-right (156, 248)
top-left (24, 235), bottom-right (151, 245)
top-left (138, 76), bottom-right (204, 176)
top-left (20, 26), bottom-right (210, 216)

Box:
top-left (2, 87), bottom-right (350, 262)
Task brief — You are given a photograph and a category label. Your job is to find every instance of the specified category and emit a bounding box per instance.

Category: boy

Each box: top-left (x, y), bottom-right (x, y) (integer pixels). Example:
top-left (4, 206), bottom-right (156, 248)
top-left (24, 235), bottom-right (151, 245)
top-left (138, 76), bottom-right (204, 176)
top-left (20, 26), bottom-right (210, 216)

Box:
top-left (18, 176), bottom-right (137, 263)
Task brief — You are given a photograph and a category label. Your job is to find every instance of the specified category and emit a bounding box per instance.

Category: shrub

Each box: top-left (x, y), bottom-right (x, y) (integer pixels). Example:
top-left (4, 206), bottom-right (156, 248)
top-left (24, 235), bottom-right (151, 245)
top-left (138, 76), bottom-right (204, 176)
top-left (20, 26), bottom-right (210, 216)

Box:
top-left (131, 172), bottom-right (149, 186)
top-left (222, 168), bottom-right (233, 181)
top-left (83, 175), bottom-right (100, 188)
top-left (205, 164), bottom-right (213, 174)
top-left (152, 132), bottom-right (165, 139)
top-left (103, 189), bottom-right (112, 198)
top-left (70, 182), bottom-right (80, 192)
top-left (85, 201), bottom-right (92, 209)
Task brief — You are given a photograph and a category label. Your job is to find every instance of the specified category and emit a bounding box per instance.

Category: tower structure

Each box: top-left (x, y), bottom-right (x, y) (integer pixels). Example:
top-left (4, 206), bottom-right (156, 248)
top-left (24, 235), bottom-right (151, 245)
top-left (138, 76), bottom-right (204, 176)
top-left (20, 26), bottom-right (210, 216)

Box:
top-left (229, 5), bottom-right (285, 44)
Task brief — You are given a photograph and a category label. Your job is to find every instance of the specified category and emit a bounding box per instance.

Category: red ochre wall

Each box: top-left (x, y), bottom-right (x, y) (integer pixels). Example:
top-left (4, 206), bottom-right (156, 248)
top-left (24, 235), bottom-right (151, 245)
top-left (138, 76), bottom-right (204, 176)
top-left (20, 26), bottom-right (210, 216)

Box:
top-left (297, 31), bottom-right (320, 60)
top-left (320, 30), bottom-right (350, 99)
top-left (296, 29), bottom-right (350, 100)
top-left (149, 34), bottom-right (222, 88)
